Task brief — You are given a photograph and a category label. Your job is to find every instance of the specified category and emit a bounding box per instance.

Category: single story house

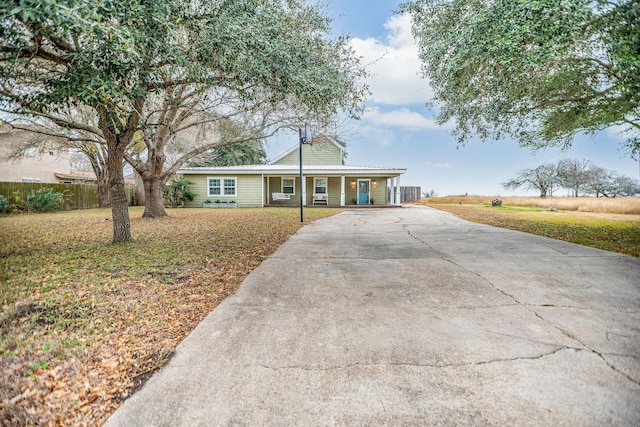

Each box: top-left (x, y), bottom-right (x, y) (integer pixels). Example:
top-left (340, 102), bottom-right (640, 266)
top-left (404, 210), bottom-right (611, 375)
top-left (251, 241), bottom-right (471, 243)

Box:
top-left (177, 136), bottom-right (406, 208)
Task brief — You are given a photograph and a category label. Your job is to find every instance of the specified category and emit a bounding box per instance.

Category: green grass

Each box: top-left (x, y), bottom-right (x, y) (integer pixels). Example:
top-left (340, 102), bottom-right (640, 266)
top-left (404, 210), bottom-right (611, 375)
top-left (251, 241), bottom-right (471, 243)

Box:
top-left (418, 201), bottom-right (640, 257)
top-left (491, 205), bottom-right (547, 212)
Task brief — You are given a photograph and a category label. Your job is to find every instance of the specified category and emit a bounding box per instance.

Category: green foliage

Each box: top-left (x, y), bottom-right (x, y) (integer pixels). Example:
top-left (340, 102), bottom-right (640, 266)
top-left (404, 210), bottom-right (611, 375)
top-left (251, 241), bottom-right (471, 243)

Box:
top-left (400, 0), bottom-right (640, 156)
top-left (0, 195), bottom-right (8, 213)
top-left (26, 188), bottom-right (66, 212)
top-left (11, 190), bottom-right (30, 212)
top-left (1, 0), bottom-right (368, 230)
top-left (187, 120), bottom-right (268, 167)
top-left (163, 178), bottom-right (196, 208)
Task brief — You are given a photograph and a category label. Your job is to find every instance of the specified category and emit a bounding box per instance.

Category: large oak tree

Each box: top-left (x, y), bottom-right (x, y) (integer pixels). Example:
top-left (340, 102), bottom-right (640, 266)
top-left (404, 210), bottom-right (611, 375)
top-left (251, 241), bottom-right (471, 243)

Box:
top-left (400, 0), bottom-right (640, 156)
top-left (1, 0), bottom-right (367, 241)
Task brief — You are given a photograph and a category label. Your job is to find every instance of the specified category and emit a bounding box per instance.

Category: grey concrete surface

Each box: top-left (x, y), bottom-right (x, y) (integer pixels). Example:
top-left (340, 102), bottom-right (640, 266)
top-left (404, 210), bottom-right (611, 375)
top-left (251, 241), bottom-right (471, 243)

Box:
top-left (106, 206), bottom-right (640, 426)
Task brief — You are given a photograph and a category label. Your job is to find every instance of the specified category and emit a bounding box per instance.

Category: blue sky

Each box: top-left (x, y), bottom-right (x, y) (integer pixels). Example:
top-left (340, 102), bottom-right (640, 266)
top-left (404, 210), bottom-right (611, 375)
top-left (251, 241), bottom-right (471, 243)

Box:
top-left (265, 0), bottom-right (640, 196)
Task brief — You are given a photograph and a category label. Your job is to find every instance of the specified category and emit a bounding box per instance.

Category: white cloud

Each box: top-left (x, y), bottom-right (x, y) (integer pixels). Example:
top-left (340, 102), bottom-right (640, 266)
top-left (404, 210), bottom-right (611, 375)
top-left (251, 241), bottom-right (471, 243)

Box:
top-left (363, 107), bottom-right (442, 129)
top-left (424, 160), bottom-right (452, 169)
top-left (350, 14), bottom-right (431, 105)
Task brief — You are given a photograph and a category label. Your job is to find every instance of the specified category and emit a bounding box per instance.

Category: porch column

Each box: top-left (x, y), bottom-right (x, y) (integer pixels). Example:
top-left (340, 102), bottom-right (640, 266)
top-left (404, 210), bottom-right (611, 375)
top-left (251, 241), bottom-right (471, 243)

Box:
top-left (301, 175), bottom-right (306, 206)
top-left (340, 176), bottom-right (345, 206)
top-left (261, 174), bottom-right (265, 207)
top-left (394, 175), bottom-right (401, 205)
top-left (389, 177), bottom-right (395, 204)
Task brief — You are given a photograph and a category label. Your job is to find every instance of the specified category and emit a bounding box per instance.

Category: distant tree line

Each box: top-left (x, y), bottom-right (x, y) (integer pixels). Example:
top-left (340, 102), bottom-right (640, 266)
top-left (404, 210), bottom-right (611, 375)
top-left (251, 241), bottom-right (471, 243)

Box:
top-left (502, 159), bottom-right (640, 198)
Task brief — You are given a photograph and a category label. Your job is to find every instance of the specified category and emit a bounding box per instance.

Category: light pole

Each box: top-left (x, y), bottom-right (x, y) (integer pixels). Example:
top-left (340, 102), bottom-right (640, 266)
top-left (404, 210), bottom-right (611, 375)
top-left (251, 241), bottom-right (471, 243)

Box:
top-left (299, 124), bottom-right (312, 222)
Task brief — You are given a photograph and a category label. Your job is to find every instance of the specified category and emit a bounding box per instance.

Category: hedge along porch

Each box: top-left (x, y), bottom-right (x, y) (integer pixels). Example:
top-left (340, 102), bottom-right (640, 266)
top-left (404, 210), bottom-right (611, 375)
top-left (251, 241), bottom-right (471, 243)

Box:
top-left (177, 136), bottom-right (406, 208)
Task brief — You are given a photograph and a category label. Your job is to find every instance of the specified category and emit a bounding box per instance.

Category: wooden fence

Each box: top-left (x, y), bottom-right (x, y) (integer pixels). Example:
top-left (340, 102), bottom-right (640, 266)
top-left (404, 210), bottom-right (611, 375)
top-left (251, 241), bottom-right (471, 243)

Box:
top-left (0, 182), bottom-right (135, 210)
top-left (388, 186), bottom-right (422, 203)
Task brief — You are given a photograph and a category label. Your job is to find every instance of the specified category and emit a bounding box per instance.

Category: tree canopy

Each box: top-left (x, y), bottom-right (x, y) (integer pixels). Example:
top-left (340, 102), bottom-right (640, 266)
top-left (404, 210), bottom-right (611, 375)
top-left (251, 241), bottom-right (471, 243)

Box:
top-left (1, 0), bottom-right (368, 241)
top-left (400, 0), bottom-right (640, 157)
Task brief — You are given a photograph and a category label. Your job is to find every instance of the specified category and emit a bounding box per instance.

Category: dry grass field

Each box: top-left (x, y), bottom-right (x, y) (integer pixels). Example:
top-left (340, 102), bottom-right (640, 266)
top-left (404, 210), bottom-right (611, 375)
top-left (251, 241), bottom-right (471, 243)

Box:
top-left (0, 207), bottom-right (338, 425)
top-left (417, 196), bottom-right (640, 257)
top-left (425, 195), bottom-right (640, 215)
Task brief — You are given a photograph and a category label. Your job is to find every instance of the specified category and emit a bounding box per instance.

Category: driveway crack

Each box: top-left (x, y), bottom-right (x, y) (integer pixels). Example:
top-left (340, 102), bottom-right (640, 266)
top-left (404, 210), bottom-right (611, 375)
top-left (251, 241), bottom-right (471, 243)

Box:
top-left (258, 347), bottom-right (575, 372)
top-left (443, 257), bottom-right (640, 387)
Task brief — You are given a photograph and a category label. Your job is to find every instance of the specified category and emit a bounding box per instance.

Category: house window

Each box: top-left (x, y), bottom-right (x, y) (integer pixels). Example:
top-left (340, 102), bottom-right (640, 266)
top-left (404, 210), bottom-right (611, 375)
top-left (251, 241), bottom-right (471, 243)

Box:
top-left (314, 177), bottom-right (327, 195)
top-left (282, 178), bottom-right (295, 195)
top-left (22, 177), bottom-right (41, 183)
top-left (208, 177), bottom-right (237, 197)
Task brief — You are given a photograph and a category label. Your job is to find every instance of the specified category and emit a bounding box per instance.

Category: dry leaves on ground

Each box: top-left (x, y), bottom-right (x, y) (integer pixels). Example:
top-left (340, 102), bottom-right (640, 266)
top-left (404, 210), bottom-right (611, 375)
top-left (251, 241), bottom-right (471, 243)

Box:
top-left (0, 207), bottom-right (337, 426)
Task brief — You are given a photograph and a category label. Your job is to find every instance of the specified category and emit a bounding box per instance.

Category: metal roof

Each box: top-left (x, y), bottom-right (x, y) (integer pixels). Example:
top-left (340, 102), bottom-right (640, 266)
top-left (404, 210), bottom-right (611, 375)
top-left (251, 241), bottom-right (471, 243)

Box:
top-left (177, 164), bottom-right (406, 176)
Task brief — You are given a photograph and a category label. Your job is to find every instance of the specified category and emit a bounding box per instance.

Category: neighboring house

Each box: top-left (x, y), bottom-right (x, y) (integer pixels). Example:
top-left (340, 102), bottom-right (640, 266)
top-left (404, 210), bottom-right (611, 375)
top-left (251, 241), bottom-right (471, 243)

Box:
top-left (178, 136), bottom-right (406, 207)
top-left (0, 127), bottom-right (135, 186)
top-left (0, 127), bottom-right (71, 183)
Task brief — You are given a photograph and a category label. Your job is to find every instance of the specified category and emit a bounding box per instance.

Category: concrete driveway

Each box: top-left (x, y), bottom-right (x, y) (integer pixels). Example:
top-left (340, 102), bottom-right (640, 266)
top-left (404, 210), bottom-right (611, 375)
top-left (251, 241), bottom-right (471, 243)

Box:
top-left (106, 206), bottom-right (640, 426)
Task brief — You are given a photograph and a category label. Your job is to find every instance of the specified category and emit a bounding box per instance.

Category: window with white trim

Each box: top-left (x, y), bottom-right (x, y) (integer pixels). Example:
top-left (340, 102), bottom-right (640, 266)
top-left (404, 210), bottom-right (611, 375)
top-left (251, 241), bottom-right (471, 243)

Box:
top-left (208, 177), bottom-right (237, 197)
top-left (282, 178), bottom-right (295, 195)
top-left (314, 177), bottom-right (327, 195)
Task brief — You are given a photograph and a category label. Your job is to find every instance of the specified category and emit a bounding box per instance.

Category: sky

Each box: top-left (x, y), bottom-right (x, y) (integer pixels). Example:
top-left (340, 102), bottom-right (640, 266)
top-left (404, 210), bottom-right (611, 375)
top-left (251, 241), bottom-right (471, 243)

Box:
top-left (264, 0), bottom-right (640, 197)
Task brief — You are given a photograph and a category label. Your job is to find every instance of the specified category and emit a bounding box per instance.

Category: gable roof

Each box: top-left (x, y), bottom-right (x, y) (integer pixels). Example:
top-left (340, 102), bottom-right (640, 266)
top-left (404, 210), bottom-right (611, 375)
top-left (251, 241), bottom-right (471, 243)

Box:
top-left (268, 135), bottom-right (345, 164)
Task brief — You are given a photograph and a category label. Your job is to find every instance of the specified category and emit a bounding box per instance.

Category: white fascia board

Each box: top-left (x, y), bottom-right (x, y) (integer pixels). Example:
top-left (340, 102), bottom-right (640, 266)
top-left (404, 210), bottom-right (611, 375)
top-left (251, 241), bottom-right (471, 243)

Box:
top-left (178, 165), bottom-right (406, 176)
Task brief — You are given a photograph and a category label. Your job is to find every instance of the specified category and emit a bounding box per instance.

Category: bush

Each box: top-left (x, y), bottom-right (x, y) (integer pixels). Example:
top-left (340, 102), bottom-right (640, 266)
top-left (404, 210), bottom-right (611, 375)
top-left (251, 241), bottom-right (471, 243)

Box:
top-left (0, 194), bottom-right (8, 213)
top-left (27, 188), bottom-right (65, 212)
top-left (163, 178), bottom-right (196, 208)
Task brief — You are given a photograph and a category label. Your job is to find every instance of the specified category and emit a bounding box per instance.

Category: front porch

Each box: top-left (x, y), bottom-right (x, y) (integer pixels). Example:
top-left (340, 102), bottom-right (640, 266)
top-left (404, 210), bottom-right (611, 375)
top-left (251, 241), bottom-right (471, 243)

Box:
top-left (264, 174), bottom-right (403, 207)
top-left (264, 203), bottom-right (403, 208)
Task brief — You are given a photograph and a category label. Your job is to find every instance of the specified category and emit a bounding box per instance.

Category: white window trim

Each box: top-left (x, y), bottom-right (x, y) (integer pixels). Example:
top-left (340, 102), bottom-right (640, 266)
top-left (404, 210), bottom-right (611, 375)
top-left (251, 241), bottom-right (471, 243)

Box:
top-left (281, 177), bottom-right (295, 195)
top-left (313, 177), bottom-right (328, 195)
top-left (207, 176), bottom-right (237, 197)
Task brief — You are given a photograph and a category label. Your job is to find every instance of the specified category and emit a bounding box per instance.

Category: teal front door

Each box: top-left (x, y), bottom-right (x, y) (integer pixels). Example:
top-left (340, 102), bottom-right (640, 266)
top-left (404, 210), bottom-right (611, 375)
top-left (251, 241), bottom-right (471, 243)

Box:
top-left (358, 180), bottom-right (370, 205)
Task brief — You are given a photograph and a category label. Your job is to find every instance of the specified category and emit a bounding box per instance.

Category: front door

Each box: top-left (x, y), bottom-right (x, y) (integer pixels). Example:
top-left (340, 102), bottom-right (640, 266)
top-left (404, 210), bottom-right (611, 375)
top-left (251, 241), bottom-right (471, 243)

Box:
top-left (358, 179), bottom-right (370, 205)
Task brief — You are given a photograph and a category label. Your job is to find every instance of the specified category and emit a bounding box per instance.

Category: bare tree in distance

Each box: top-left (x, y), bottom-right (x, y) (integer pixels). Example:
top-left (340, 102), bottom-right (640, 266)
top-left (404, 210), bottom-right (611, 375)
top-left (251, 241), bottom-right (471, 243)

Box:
top-left (557, 159), bottom-right (594, 197)
top-left (502, 164), bottom-right (558, 198)
top-left (503, 159), bottom-right (640, 197)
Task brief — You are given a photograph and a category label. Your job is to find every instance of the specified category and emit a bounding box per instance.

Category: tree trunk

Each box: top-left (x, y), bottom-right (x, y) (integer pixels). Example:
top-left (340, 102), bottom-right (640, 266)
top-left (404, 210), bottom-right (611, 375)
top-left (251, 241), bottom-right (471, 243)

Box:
top-left (142, 176), bottom-right (168, 218)
top-left (134, 171), bottom-right (145, 206)
top-left (98, 171), bottom-right (111, 208)
top-left (107, 146), bottom-right (132, 243)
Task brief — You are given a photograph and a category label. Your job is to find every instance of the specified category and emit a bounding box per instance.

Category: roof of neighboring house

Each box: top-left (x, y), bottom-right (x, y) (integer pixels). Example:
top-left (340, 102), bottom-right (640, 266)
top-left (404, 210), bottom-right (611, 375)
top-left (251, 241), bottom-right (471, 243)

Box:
top-left (55, 170), bottom-right (97, 181)
top-left (178, 164), bottom-right (406, 176)
top-left (55, 170), bottom-right (135, 185)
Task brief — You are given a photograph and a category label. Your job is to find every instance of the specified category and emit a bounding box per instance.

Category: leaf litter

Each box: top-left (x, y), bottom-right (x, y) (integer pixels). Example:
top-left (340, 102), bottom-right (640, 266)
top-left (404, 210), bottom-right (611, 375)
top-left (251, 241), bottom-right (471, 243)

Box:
top-left (0, 207), bottom-right (337, 426)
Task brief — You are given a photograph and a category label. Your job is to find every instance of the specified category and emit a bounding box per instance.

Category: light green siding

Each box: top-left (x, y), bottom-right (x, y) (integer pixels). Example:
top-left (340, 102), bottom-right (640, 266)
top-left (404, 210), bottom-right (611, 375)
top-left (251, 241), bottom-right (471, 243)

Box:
top-left (266, 176), bottom-right (299, 206)
top-left (182, 174), bottom-right (393, 207)
top-left (345, 178), bottom-right (358, 205)
top-left (344, 177), bottom-right (388, 205)
top-left (326, 177), bottom-right (341, 205)
top-left (274, 142), bottom-right (343, 165)
top-left (236, 175), bottom-right (263, 207)
top-left (371, 178), bottom-right (388, 204)
top-left (182, 174), bottom-right (263, 207)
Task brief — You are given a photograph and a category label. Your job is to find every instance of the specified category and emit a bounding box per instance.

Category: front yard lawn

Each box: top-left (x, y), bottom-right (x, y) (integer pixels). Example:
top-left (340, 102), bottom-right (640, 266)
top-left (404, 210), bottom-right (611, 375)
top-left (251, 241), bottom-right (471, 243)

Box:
top-left (0, 207), bottom-right (337, 425)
